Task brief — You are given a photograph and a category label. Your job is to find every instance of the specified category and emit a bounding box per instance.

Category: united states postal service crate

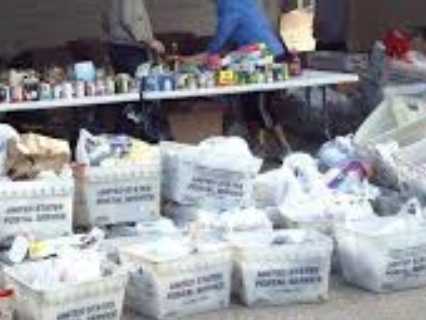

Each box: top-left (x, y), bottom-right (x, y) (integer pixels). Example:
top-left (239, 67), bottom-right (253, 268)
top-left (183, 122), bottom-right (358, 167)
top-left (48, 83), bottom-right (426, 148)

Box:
top-left (73, 151), bottom-right (161, 227)
top-left (0, 179), bottom-right (74, 241)
top-left (160, 141), bottom-right (262, 210)
top-left (3, 261), bottom-right (128, 320)
top-left (228, 230), bottom-right (333, 307)
top-left (121, 242), bottom-right (232, 320)
top-left (336, 218), bottom-right (426, 293)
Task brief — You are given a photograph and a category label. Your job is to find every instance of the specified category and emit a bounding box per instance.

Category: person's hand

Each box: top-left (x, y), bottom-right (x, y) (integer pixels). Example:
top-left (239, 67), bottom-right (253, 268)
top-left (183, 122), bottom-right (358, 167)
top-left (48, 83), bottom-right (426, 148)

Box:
top-left (149, 39), bottom-right (166, 54)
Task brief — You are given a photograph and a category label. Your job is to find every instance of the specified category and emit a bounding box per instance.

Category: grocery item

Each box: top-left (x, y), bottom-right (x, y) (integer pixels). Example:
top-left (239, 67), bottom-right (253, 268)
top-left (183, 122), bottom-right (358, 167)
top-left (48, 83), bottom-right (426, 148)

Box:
top-left (228, 230), bottom-right (332, 307)
top-left (6, 133), bottom-right (71, 180)
top-left (76, 129), bottom-right (155, 167)
top-left (187, 207), bottom-right (272, 242)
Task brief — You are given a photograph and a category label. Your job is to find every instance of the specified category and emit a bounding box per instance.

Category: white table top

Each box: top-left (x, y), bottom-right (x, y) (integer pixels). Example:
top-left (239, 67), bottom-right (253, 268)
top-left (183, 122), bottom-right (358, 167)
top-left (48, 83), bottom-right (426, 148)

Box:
top-left (384, 83), bottom-right (426, 96)
top-left (0, 69), bottom-right (358, 112)
top-left (0, 93), bottom-right (140, 113)
top-left (143, 69), bottom-right (359, 100)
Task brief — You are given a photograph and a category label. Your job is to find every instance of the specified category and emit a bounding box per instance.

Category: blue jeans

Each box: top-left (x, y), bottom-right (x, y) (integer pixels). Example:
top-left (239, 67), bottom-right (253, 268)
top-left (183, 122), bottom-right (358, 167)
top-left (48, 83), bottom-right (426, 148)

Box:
top-left (109, 44), bottom-right (149, 75)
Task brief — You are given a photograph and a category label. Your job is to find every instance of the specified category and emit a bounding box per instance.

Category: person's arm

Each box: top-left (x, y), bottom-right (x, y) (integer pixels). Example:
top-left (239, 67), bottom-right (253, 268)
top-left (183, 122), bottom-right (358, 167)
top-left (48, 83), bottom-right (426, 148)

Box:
top-left (207, 10), bottom-right (240, 54)
top-left (121, 0), bottom-right (152, 43)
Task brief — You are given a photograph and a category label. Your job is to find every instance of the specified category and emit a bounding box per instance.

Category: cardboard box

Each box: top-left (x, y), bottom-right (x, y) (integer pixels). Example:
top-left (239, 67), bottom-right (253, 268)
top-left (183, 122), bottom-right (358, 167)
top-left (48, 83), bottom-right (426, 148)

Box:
top-left (167, 100), bottom-right (224, 144)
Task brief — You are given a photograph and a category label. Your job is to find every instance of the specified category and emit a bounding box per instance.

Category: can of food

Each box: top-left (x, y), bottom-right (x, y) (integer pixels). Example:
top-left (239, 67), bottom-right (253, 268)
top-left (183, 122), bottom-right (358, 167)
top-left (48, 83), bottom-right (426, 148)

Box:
top-left (207, 73), bottom-right (216, 88)
top-left (62, 82), bottom-right (74, 99)
top-left (161, 76), bottom-right (175, 91)
top-left (95, 79), bottom-right (106, 96)
top-left (187, 75), bottom-right (198, 90)
top-left (143, 75), bottom-right (160, 92)
top-left (11, 86), bottom-right (24, 102)
top-left (0, 85), bottom-right (10, 103)
top-left (106, 77), bottom-right (116, 95)
top-left (129, 79), bottom-right (139, 93)
top-left (85, 81), bottom-right (96, 96)
top-left (53, 84), bottom-right (63, 99)
top-left (256, 70), bottom-right (266, 83)
top-left (266, 69), bottom-right (274, 83)
top-left (175, 74), bottom-right (187, 90)
top-left (282, 63), bottom-right (290, 80)
top-left (198, 73), bottom-right (208, 88)
top-left (74, 81), bottom-right (86, 98)
top-left (116, 74), bottom-right (130, 93)
top-left (39, 82), bottom-right (53, 100)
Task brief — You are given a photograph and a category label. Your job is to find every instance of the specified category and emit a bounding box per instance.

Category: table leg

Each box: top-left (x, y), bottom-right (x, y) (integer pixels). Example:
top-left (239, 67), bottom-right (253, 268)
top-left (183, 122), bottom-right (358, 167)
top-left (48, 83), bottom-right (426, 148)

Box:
top-left (305, 87), bottom-right (312, 122)
top-left (322, 86), bottom-right (332, 139)
top-left (258, 92), bottom-right (291, 152)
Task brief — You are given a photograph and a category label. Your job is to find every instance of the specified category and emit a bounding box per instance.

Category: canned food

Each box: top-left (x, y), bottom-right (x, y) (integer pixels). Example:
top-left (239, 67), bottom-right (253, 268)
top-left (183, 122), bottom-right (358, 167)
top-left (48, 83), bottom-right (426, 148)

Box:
top-left (143, 76), bottom-right (160, 92)
top-left (62, 82), bottom-right (74, 99)
top-left (175, 74), bottom-right (187, 90)
top-left (266, 69), bottom-right (274, 83)
top-left (0, 86), bottom-right (10, 103)
top-left (116, 74), bottom-right (130, 93)
top-left (106, 77), bottom-right (116, 95)
top-left (39, 83), bottom-right (53, 100)
top-left (53, 85), bottom-right (63, 99)
top-left (85, 82), bottom-right (96, 96)
top-left (282, 63), bottom-right (290, 80)
top-left (74, 81), bottom-right (86, 98)
top-left (95, 80), bottom-right (106, 96)
top-left (161, 76), bottom-right (174, 91)
top-left (23, 82), bottom-right (39, 101)
top-left (129, 79), bottom-right (139, 93)
top-left (187, 75), bottom-right (198, 90)
top-left (11, 86), bottom-right (24, 102)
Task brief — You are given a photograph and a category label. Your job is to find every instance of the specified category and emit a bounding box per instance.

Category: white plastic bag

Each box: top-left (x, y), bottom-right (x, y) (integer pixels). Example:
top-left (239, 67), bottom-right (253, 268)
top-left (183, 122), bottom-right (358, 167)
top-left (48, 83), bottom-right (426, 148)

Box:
top-left (161, 138), bottom-right (262, 210)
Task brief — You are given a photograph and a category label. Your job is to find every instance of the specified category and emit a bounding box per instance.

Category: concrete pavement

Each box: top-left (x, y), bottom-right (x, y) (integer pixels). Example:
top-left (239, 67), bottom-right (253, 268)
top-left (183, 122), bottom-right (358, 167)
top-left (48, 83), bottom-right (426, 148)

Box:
top-left (124, 277), bottom-right (426, 320)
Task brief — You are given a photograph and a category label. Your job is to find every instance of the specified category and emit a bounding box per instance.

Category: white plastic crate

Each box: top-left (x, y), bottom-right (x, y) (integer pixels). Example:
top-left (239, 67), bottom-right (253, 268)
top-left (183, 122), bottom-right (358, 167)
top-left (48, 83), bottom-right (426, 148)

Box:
top-left (160, 141), bottom-right (262, 210)
top-left (74, 152), bottom-right (161, 226)
top-left (229, 230), bottom-right (332, 307)
top-left (121, 243), bottom-right (232, 320)
top-left (0, 179), bottom-right (74, 241)
top-left (336, 218), bottom-right (426, 293)
top-left (3, 261), bottom-right (128, 320)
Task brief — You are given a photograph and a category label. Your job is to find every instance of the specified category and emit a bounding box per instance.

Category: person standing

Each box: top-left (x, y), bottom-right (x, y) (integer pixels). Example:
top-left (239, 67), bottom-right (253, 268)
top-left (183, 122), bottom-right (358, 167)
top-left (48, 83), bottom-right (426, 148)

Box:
top-left (103, 0), bottom-right (165, 75)
top-left (314, 0), bottom-right (349, 51)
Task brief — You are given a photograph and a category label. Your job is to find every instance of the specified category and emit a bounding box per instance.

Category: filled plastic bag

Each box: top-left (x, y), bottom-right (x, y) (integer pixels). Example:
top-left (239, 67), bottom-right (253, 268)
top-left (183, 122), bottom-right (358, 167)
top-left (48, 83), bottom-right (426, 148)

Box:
top-left (161, 137), bottom-right (262, 210)
top-left (6, 133), bottom-right (71, 180)
top-left (76, 129), bottom-right (155, 167)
